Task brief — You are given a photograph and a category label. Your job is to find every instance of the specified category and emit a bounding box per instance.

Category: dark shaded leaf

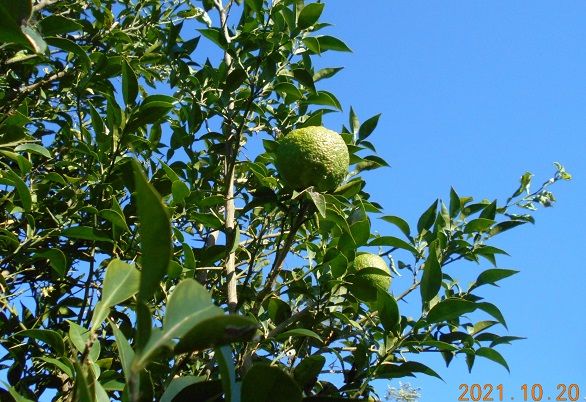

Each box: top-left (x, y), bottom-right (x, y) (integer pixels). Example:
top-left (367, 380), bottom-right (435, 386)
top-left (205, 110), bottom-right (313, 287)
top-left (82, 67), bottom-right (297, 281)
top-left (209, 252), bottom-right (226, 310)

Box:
top-left (242, 365), bottom-right (302, 402)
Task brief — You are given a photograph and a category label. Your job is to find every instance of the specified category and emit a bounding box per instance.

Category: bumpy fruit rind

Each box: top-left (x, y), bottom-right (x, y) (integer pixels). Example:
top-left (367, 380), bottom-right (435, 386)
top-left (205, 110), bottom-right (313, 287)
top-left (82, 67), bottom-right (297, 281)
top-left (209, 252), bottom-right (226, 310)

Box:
top-left (274, 126), bottom-right (349, 192)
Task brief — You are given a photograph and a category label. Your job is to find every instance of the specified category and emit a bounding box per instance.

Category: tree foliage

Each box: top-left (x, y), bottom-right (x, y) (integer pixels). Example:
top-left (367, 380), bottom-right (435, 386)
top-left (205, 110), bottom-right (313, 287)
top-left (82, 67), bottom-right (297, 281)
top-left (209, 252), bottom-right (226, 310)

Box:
top-left (0, 0), bottom-right (571, 401)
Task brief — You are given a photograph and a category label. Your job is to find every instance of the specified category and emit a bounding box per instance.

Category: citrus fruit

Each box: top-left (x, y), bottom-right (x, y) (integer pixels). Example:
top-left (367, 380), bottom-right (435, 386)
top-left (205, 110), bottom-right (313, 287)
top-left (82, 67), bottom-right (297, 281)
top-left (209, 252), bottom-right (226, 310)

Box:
top-left (274, 126), bottom-right (349, 192)
top-left (352, 253), bottom-right (391, 301)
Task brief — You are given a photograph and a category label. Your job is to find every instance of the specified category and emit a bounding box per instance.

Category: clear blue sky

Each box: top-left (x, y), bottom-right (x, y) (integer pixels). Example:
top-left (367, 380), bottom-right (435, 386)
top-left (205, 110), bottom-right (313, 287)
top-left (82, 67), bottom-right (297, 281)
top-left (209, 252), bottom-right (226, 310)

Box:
top-left (318, 2), bottom-right (585, 400)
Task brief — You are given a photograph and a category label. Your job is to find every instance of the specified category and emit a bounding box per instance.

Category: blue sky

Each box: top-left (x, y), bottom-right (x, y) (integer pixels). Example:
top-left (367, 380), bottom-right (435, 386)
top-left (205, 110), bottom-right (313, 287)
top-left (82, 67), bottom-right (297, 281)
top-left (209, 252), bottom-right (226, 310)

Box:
top-left (318, 2), bottom-right (585, 400)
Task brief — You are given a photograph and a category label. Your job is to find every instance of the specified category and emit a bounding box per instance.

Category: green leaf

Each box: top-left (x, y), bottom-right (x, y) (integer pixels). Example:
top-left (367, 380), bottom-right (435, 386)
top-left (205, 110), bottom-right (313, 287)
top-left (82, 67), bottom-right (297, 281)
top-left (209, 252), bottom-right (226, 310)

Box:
top-left (276, 328), bottom-right (323, 344)
top-left (376, 361), bottom-right (442, 380)
top-left (68, 321), bottom-right (100, 361)
top-left (307, 190), bottom-right (326, 218)
top-left (245, 0), bottom-right (262, 12)
top-left (242, 365), bottom-right (302, 402)
top-left (477, 302), bottom-right (508, 329)
top-left (39, 356), bottom-right (74, 378)
top-left (377, 291), bottom-right (400, 334)
top-left (14, 143), bottom-right (51, 158)
top-left (294, 355), bottom-right (325, 390)
top-left (293, 68), bottom-right (315, 92)
top-left (225, 68), bottom-right (247, 92)
top-left (297, 3), bottom-right (324, 30)
top-left (15, 329), bottom-right (65, 356)
top-left (121, 59), bottom-right (138, 106)
top-left (464, 218), bottom-right (495, 234)
top-left (215, 346), bottom-right (239, 402)
top-left (174, 315), bottom-right (257, 354)
top-left (313, 67), bottom-right (343, 82)
top-left (426, 299), bottom-right (477, 323)
top-left (109, 320), bottom-right (135, 379)
top-left (449, 187), bottom-right (461, 217)
top-left (489, 220), bottom-right (527, 236)
top-left (368, 236), bottom-right (418, 256)
top-left (33, 249), bottom-right (67, 277)
top-left (125, 95), bottom-right (175, 133)
top-left (37, 15), bottom-right (83, 36)
top-left (2, 165), bottom-right (31, 212)
top-left (476, 347), bottom-right (510, 372)
top-left (45, 37), bottom-right (90, 68)
top-left (135, 279), bottom-right (222, 369)
top-left (172, 180), bottom-right (190, 204)
top-left (131, 160), bottom-right (172, 302)
top-left (160, 376), bottom-right (206, 402)
top-left (197, 28), bottom-right (226, 49)
top-left (420, 244), bottom-right (441, 305)
top-left (90, 259), bottom-right (140, 330)
top-left (358, 114), bottom-right (381, 142)
top-left (316, 35), bottom-right (352, 52)
top-left (469, 269), bottom-right (519, 291)
top-left (61, 226), bottom-right (112, 242)
top-left (417, 200), bottom-right (438, 234)
top-left (21, 26), bottom-right (47, 53)
top-left (99, 209), bottom-right (130, 232)
top-left (74, 362), bottom-right (96, 402)
top-left (381, 215), bottom-right (411, 238)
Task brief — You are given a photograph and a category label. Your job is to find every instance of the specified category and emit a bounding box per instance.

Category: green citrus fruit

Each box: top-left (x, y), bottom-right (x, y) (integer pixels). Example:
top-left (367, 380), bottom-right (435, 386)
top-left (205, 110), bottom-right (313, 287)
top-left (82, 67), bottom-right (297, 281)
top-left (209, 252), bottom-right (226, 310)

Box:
top-left (352, 253), bottom-right (391, 301)
top-left (274, 126), bottom-right (349, 192)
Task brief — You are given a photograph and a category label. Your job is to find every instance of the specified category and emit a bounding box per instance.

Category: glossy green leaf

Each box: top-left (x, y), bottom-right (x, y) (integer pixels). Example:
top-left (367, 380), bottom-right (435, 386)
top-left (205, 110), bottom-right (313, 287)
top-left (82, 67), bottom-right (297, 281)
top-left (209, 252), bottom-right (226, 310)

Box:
top-left (477, 302), bottom-right (508, 329)
top-left (464, 218), bottom-right (495, 234)
top-left (313, 67), bottom-right (343, 82)
top-left (358, 113), bottom-right (381, 142)
top-left (99, 209), bottom-right (130, 232)
top-left (489, 220), bottom-right (527, 236)
top-left (15, 329), bottom-right (65, 356)
top-left (131, 160), bottom-right (172, 302)
top-left (417, 200), bottom-right (439, 234)
top-left (381, 215), bottom-right (411, 237)
top-left (470, 269), bottom-right (519, 291)
top-left (91, 259), bottom-right (140, 330)
top-left (242, 364), bottom-right (302, 402)
top-left (135, 279), bottom-right (222, 368)
top-left (21, 26), bottom-right (47, 53)
top-left (14, 143), bottom-right (51, 158)
top-left (476, 347), bottom-right (510, 372)
top-left (298, 3), bottom-right (324, 30)
top-left (426, 299), bottom-right (477, 323)
top-left (121, 59), bottom-right (138, 106)
top-left (316, 35), bottom-right (352, 52)
top-left (420, 244), bottom-right (441, 305)
top-left (33, 249), bottom-right (68, 277)
top-left (377, 291), bottom-right (400, 334)
top-left (368, 236), bottom-right (418, 256)
top-left (45, 37), bottom-right (89, 68)
top-left (293, 68), bottom-right (315, 92)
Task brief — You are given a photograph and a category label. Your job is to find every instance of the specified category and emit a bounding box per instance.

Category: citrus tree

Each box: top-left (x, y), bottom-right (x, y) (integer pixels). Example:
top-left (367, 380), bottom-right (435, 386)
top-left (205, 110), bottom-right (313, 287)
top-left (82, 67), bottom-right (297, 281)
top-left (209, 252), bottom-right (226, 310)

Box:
top-left (0, 0), bottom-right (571, 401)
